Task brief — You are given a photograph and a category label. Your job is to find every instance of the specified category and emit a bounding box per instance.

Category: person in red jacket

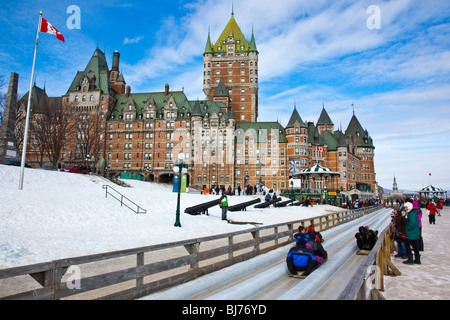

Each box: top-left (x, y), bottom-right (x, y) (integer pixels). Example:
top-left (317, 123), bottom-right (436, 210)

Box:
top-left (426, 201), bottom-right (437, 224)
top-left (436, 199), bottom-right (443, 216)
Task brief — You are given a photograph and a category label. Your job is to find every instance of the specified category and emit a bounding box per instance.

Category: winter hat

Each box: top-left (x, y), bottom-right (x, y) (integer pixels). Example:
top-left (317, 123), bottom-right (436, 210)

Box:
top-left (404, 202), bottom-right (413, 213)
top-left (412, 200), bottom-right (419, 209)
top-left (307, 226), bottom-right (315, 233)
top-left (392, 205), bottom-right (401, 212)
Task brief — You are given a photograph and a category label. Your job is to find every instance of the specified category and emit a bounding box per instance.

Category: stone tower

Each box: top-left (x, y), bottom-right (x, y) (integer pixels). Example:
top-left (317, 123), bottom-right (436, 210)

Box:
top-left (0, 72), bottom-right (20, 162)
top-left (203, 12), bottom-right (259, 123)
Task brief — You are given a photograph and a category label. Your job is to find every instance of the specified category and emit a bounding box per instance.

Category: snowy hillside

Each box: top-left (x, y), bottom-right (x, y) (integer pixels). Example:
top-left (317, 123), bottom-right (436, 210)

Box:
top-left (0, 165), bottom-right (342, 269)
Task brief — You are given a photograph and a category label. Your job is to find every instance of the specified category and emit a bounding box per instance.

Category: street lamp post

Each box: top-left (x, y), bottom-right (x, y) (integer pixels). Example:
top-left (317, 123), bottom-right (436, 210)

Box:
top-left (173, 153), bottom-right (187, 227)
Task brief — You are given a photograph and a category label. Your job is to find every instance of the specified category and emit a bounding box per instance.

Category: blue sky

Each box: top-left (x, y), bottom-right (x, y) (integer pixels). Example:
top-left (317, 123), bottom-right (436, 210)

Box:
top-left (1, 0), bottom-right (449, 192)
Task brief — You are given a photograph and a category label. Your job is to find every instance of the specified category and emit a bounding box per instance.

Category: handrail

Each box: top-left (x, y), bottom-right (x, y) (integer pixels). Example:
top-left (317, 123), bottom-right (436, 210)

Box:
top-left (102, 185), bottom-right (147, 214)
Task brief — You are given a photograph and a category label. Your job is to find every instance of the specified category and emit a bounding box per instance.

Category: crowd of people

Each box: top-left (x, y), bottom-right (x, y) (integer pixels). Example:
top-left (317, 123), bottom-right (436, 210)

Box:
top-left (204, 184), bottom-right (269, 197)
top-left (391, 198), bottom-right (444, 265)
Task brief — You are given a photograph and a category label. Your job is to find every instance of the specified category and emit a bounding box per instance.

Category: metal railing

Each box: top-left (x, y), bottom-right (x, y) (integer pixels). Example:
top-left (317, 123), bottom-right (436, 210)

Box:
top-left (102, 185), bottom-right (147, 214)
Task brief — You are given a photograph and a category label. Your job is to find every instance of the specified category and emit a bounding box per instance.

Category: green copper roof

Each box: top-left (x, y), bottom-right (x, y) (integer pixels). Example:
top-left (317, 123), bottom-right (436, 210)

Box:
top-left (307, 122), bottom-right (324, 146)
top-left (66, 48), bottom-right (110, 94)
top-left (191, 100), bottom-right (203, 116)
top-left (213, 78), bottom-right (229, 98)
top-left (317, 106), bottom-right (334, 126)
top-left (321, 130), bottom-right (338, 151)
top-left (204, 30), bottom-right (213, 54)
top-left (206, 14), bottom-right (255, 54)
top-left (286, 105), bottom-right (306, 128)
top-left (110, 91), bottom-right (228, 122)
top-left (248, 30), bottom-right (258, 53)
top-left (111, 91), bottom-right (190, 119)
top-left (345, 113), bottom-right (374, 148)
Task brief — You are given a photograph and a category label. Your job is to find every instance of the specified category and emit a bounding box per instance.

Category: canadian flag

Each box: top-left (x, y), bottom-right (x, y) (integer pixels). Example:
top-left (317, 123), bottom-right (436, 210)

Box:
top-left (316, 147), bottom-right (324, 152)
top-left (40, 17), bottom-right (64, 42)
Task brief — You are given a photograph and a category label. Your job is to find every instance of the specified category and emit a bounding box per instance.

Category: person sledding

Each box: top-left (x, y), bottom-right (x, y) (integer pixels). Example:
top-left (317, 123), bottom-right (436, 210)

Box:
top-left (306, 225), bottom-right (324, 243)
top-left (355, 226), bottom-right (378, 255)
top-left (293, 226), bottom-right (309, 247)
top-left (292, 226), bottom-right (328, 265)
top-left (286, 246), bottom-right (319, 278)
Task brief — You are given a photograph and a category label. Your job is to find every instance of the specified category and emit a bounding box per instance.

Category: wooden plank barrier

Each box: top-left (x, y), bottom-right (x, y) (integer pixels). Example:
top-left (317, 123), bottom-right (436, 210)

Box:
top-left (0, 205), bottom-right (382, 300)
top-left (338, 221), bottom-right (401, 300)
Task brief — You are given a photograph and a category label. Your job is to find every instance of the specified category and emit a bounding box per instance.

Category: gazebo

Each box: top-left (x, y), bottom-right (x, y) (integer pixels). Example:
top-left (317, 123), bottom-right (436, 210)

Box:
top-left (294, 163), bottom-right (340, 193)
top-left (417, 185), bottom-right (448, 199)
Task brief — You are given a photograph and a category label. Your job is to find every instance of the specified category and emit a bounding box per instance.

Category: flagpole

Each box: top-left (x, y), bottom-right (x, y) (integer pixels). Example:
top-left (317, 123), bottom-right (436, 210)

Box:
top-left (19, 12), bottom-right (42, 190)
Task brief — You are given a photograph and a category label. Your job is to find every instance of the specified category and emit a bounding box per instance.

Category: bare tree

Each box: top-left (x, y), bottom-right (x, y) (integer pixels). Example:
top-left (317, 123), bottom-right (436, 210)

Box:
top-left (46, 102), bottom-right (74, 167)
top-left (31, 100), bottom-right (75, 167)
top-left (74, 112), bottom-right (103, 170)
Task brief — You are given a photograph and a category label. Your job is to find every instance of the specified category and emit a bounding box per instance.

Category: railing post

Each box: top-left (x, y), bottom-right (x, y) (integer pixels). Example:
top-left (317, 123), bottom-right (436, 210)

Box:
top-left (274, 227), bottom-right (279, 246)
top-left (45, 265), bottom-right (62, 300)
top-left (184, 242), bottom-right (199, 271)
top-left (228, 236), bottom-right (234, 261)
top-left (252, 231), bottom-right (260, 254)
top-left (136, 251), bottom-right (144, 288)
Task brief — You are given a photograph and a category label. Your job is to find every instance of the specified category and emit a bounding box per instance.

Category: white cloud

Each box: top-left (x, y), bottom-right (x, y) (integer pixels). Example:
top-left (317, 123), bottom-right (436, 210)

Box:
top-left (123, 36), bottom-right (144, 45)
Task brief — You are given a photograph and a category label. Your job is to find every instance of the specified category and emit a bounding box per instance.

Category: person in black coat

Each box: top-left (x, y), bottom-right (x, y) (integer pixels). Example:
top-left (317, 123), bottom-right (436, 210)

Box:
top-left (355, 226), bottom-right (378, 251)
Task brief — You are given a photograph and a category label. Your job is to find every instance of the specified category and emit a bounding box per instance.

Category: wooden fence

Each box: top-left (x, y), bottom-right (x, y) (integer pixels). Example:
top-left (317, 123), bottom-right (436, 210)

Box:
top-left (338, 220), bottom-right (401, 300)
top-left (0, 205), bottom-right (381, 300)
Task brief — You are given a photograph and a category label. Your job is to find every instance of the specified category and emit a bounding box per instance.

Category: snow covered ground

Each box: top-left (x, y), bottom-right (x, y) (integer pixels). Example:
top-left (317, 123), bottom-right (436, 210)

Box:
top-left (0, 164), bottom-right (341, 269)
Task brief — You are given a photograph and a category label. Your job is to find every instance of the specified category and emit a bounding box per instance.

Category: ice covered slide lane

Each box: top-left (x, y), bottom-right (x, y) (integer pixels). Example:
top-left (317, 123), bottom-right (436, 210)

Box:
top-left (140, 207), bottom-right (390, 300)
top-left (205, 208), bottom-right (390, 300)
top-left (277, 208), bottom-right (392, 300)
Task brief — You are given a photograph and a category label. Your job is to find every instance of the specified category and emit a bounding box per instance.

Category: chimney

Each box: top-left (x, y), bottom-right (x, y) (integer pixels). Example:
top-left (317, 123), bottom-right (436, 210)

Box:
top-left (112, 50), bottom-right (120, 72)
top-left (0, 72), bottom-right (19, 162)
top-left (165, 83), bottom-right (169, 96)
top-left (126, 85), bottom-right (131, 97)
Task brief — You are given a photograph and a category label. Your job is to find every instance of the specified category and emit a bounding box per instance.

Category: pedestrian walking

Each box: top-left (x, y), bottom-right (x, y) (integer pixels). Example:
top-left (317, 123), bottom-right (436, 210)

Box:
top-left (426, 200), bottom-right (438, 224)
top-left (436, 199), bottom-right (443, 216)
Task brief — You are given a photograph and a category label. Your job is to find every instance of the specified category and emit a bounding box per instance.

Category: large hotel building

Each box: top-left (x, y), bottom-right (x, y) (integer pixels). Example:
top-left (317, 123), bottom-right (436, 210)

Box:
top-left (8, 12), bottom-right (377, 199)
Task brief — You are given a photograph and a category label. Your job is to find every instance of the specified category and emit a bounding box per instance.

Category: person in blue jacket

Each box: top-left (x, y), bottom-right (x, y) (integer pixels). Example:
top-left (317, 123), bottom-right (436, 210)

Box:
top-left (286, 246), bottom-right (318, 277)
top-left (293, 226), bottom-right (309, 247)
